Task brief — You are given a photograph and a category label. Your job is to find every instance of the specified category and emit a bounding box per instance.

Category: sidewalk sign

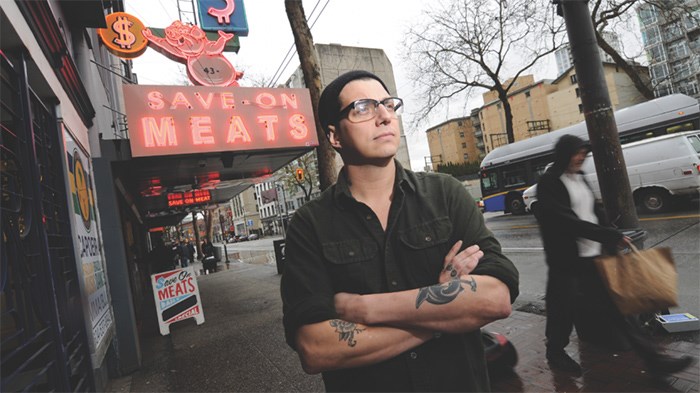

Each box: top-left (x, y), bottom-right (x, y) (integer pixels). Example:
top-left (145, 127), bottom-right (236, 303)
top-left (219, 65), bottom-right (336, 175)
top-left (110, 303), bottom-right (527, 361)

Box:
top-left (151, 266), bottom-right (205, 335)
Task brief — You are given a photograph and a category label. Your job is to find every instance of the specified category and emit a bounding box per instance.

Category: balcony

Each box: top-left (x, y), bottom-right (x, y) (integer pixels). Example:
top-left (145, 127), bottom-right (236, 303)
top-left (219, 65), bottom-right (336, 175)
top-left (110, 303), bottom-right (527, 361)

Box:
top-left (527, 119), bottom-right (551, 133)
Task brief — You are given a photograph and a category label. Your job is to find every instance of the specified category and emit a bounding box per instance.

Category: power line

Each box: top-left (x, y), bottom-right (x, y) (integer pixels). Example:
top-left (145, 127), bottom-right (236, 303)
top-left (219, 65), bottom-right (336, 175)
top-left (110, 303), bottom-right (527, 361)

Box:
top-left (267, 0), bottom-right (331, 87)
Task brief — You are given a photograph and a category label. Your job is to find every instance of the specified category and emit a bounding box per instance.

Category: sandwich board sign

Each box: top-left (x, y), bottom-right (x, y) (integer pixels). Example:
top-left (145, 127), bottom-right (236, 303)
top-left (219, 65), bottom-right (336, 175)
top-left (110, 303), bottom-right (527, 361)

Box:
top-left (151, 266), bottom-right (205, 335)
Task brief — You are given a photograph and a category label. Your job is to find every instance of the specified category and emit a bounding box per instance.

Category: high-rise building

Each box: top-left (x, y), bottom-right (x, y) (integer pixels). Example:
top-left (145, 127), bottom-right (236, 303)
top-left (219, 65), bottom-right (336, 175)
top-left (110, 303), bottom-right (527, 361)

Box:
top-left (637, 1), bottom-right (700, 98)
top-left (285, 44), bottom-right (412, 170)
top-left (555, 31), bottom-right (623, 75)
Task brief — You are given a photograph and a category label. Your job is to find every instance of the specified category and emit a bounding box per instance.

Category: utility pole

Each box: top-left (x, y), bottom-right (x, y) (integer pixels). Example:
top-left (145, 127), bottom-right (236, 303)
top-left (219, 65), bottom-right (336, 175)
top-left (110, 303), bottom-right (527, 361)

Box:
top-left (555, 0), bottom-right (640, 233)
top-left (285, 0), bottom-right (337, 190)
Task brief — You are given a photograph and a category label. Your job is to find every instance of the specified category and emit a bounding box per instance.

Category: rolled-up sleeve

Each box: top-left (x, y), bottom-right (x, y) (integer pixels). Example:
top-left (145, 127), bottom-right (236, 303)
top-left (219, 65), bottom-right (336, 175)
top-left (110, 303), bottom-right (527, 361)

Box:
top-left (280, 207), bottom-right (338, 350)
top-left (447, 179), bottom-right (520, 303)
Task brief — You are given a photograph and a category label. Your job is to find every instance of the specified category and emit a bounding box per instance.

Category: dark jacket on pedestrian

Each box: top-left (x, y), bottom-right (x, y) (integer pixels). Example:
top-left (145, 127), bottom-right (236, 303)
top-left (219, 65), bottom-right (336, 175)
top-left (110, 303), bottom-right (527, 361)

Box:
top-left (535, 135), bottom-right (622, 275)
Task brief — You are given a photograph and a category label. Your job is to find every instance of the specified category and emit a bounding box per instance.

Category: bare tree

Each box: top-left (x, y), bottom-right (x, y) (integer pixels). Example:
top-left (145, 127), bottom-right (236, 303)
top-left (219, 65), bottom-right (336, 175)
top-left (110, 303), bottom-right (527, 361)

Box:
top-left (589, 0), bottom-right (700, 99)
top-left (404, 0), bottom-right (566, 143)
top-left (285, 0), bottom-right (337, 190)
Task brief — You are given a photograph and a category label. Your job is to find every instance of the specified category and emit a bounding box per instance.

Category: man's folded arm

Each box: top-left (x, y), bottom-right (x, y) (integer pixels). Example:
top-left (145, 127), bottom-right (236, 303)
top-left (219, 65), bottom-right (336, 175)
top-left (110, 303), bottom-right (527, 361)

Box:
top-left (294, 320), bottom-right (432, 374)
top-left (335, 274), bottom-right (511, 334)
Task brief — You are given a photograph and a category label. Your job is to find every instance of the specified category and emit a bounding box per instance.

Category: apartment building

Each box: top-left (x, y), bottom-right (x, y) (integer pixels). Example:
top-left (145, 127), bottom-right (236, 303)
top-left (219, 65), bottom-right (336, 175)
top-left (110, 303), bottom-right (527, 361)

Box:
top-left (637, 1), bottom-right (700, 98)
top-left (479, 63), bottom-right (649, 152)
top-left (425, 117), bottom-right (481, 171)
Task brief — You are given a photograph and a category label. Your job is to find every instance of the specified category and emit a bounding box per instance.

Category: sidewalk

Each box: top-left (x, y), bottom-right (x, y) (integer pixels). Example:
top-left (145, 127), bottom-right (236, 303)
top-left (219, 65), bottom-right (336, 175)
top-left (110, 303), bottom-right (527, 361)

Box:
top-left (109, 258), bottom-right (699, 392)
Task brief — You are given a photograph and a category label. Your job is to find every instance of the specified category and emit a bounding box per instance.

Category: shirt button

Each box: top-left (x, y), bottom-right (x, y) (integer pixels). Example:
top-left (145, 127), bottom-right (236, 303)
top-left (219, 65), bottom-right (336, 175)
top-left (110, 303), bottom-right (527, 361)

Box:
top-left (424, 235), bottom-right (432, 242)
top-left (348, 251), bottom-right (355, 257)
top-left (391, 280), bottom-right (398, 286)
top-left (409, 352), bottom-right (418, 360)
top-left (366, 214), bottom-right (372, 220)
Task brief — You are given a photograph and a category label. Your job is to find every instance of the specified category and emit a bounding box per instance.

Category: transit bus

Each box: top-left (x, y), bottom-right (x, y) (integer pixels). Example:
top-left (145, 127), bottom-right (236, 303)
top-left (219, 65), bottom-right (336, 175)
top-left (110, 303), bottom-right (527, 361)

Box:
top-left (478, 94), bottom-right (700, 214)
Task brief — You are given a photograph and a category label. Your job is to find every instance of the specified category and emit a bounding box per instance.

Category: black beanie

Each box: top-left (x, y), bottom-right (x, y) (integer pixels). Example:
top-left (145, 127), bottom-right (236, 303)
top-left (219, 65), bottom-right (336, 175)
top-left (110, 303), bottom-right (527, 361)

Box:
top-left (318, 70), bottom-right (390, 136)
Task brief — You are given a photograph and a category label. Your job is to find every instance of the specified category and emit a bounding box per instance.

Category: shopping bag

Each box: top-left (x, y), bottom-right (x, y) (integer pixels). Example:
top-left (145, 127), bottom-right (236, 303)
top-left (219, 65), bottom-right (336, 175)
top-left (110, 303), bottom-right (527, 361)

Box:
top-left (594, 244), bottom-right (678, 315)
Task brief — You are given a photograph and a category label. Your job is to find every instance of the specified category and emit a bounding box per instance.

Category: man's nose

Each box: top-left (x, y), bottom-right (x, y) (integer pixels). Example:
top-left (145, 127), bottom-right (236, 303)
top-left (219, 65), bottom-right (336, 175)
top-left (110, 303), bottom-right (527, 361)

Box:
top-left (375, 104), bottom-right (393, 124)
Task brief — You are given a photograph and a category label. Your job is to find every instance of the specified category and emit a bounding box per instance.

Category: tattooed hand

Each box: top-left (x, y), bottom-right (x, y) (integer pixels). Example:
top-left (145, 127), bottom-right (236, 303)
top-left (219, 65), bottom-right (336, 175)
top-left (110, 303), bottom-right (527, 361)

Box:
top-left (439, 241), bottom-right (483, 284)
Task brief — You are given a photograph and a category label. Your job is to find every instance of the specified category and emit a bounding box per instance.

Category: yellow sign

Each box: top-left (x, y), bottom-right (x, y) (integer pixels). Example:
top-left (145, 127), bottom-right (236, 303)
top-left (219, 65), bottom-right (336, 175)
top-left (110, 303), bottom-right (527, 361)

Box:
top-left (97, 12), bottom-right (148, 59)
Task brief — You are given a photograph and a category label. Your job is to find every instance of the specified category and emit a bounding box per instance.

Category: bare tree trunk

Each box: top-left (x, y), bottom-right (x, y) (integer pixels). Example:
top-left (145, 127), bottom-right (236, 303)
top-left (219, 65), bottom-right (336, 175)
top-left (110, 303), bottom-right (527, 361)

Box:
top-left (285, 0), bottom-right (337, 190)
top-left (496, 89), bottom-right (515, 143)
top-left (595, 30), bottom-right (654, 100)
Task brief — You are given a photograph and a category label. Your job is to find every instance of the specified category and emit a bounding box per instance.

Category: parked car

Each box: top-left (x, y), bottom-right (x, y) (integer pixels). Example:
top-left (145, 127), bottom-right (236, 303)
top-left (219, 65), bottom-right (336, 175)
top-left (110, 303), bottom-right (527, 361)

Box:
top-left (522, 184), bottom-right (538, 214)
top-left (247, 233), bottom-right (259, 240)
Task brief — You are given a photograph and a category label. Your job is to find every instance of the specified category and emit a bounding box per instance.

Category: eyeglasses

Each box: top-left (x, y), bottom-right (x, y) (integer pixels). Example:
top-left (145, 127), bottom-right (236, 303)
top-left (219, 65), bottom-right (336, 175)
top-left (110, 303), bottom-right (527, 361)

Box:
top-left (336, 97), bottom-right (404, 123)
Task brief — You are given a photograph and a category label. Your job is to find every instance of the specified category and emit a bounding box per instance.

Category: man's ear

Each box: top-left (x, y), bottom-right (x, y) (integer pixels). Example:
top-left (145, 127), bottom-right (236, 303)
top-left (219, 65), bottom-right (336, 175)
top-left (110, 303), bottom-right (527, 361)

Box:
top-left (328, 125), bottom-right (342, 149)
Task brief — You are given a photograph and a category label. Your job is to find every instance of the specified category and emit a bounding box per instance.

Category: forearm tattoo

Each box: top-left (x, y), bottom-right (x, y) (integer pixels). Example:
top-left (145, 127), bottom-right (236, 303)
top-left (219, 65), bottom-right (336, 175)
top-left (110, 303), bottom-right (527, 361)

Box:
top-left (415, 277), bottom-right (478, 308)
top-left (329, 320), bottom-right (365, 347)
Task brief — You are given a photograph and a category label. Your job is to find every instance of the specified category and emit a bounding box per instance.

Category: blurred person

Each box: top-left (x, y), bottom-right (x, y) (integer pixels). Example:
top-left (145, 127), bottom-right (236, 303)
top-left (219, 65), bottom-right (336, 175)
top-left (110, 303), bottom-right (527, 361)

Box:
top-left (535, 134), bottom-right (694, 377)
top-left (280, 70), bottom-right (519, 392)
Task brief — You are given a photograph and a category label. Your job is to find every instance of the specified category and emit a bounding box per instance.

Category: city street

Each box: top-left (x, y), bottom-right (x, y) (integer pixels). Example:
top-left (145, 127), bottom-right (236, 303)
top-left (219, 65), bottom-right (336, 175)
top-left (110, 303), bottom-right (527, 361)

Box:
top-left (484, 203), bottom-right (700, 319)
top-left (221, 202), bottom-right (700, 318)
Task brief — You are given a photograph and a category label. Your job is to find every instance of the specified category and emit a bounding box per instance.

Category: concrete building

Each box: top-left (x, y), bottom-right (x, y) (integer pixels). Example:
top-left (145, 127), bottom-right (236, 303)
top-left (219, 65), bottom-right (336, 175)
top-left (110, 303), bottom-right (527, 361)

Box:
top-left (637, 1), bottom-right (700, 99)
top-left (285, 43), bottom-right (411, 170)
top-left (425, 117), bottom-right (481, 171)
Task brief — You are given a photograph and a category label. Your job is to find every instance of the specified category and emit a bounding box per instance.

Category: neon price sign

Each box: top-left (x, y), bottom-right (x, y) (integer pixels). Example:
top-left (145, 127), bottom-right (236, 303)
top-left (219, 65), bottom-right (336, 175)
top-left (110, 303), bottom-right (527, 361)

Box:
top-left (167, 190), bottom-right (212, 207)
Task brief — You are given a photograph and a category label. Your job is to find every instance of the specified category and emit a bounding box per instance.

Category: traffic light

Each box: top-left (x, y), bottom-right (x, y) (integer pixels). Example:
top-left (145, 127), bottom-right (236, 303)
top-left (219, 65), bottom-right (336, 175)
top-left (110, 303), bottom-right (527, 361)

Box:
top-left (295, 168), bottom-right (304, 182)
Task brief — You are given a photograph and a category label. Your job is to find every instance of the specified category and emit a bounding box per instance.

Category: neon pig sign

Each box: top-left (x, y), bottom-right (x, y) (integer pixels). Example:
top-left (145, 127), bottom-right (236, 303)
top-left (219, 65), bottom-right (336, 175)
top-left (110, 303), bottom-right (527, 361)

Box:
top-left (122, 85), bottom-right (319, 158)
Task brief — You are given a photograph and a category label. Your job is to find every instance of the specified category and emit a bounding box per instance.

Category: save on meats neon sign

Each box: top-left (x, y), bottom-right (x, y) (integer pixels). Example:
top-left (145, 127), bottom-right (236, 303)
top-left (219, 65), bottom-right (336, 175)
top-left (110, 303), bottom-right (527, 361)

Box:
top-left (123, 85), bottom-right (319, 158)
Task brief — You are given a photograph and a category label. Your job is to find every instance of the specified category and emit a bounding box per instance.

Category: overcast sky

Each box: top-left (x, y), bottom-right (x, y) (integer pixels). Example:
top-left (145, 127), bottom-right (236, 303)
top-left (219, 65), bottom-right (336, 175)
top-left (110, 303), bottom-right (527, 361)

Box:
top-left (125, 0), bottom-right (638, 171)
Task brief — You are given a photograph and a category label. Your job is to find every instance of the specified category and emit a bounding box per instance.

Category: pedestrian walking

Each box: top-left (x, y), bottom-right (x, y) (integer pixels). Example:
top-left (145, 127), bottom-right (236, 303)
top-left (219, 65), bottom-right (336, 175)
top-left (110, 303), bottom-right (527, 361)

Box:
top-left (534, 134), bottom-right (693, 377)
top-left (187, 241), bottom-right (196, 263)
top-left (280, 70), bottom-right (519, 392)
top-left (177, 241), bottom-right (189, 268)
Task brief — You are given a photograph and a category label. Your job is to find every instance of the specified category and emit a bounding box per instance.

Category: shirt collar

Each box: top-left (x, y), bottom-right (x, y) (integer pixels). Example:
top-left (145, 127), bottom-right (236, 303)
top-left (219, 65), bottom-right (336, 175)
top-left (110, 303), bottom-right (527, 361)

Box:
top-left (333, 160), bottom-right (416, 209)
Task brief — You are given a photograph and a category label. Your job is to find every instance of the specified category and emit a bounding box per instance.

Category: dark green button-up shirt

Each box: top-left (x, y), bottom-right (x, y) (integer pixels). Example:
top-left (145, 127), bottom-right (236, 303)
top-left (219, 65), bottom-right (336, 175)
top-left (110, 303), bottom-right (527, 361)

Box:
top-left (281, 161), bottom-right (519, 392)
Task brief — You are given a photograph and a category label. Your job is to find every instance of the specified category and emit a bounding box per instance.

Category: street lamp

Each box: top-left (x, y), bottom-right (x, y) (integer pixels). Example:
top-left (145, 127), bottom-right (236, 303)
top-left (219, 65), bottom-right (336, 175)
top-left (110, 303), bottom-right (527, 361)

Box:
top-left (218, 213), bottom-right (229, 263)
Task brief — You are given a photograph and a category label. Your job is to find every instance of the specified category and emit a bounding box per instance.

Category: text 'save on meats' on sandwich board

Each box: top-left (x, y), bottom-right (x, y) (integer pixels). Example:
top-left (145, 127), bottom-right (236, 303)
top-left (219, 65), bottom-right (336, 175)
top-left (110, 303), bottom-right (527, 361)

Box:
top-left (151, 267), bottom-right (205, 335)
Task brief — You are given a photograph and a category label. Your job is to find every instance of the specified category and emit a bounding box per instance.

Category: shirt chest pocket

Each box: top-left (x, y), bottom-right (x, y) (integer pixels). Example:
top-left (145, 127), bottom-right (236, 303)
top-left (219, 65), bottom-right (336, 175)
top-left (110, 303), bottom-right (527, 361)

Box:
top-left (399, 217), bottom-right (453, 285)
top-left (322, 239), bottom-right (378, 294)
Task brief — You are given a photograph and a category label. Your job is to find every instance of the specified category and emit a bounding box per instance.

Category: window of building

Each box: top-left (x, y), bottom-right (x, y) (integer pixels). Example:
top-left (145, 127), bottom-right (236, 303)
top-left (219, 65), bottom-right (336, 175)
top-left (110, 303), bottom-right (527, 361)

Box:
top-left (642, 26), bottom-right (661, 46)
top-left (578, 104), bottom-right (584, 113)
top-left (648, 44), bottom-right (667, 62)
top-left (664, 22), bottom-right (683, 41)
top-left (525, 91), bottom-right (531, 97)
top-left (463, 153), bottom-right (469, 161)
top-left (678, 80), bottom-right (699, 96)
top-left (575, 88), bottom-right (581, 97)
top-left (457, 121), bottom-right (463, 126)
top-left (461, 142), bottom-right (467, 148)
top-left (651, 63), bottom-right (669, 82)
top-left (570, 74), bottom-right (578, 84)
top-left (672, 60), bottom-right (692, 79)
top-left (459, 131), bottom-right (465, 138)
top-left (496, 103), bottom-right (502, 110)
top-left (667, 41), bottom-right (688, 60)
top-left (637, 4), bottom-right (658, 25)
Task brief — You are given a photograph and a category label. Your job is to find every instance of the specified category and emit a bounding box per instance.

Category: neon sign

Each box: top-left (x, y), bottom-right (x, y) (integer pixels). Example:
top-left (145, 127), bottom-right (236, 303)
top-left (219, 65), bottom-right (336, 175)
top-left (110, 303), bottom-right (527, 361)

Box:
top-left (198, 0), bottom-right (249, 36)
top-left (123, 85), bottom-right (319, 158)
top-left (97, 12), bottom-right (148, 59)
top-left (167, 190), bottom-right (212, 207)
top-left (143, 21), bottom-right (243, 87)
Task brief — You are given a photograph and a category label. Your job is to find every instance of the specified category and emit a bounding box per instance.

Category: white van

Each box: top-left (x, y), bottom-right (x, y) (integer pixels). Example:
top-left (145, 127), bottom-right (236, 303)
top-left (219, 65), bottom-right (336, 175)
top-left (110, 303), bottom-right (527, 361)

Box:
top-left (524, 130), bottom-right (700, 213)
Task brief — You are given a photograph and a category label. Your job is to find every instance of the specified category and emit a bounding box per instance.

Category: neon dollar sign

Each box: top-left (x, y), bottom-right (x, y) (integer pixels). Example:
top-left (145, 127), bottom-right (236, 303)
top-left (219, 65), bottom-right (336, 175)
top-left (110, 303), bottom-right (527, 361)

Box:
top-left (112, 16), bottom-right (136, 49)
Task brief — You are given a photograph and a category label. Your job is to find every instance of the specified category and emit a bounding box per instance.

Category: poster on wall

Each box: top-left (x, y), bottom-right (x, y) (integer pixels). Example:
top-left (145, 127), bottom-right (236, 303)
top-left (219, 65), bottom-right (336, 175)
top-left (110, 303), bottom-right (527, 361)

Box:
top-left (62, 124), bottom-right (115, 365)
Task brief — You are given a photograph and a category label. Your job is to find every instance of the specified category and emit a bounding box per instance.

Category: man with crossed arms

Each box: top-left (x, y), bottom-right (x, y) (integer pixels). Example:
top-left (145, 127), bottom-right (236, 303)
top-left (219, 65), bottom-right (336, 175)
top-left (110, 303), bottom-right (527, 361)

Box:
top-left (281, 70), bottom-right (519, 392)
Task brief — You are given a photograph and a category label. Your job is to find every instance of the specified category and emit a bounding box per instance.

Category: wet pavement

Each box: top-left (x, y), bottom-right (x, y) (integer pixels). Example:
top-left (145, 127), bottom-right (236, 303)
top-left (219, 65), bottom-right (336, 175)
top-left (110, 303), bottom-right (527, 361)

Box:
top-left (107, 251), bottom-right (699, 392)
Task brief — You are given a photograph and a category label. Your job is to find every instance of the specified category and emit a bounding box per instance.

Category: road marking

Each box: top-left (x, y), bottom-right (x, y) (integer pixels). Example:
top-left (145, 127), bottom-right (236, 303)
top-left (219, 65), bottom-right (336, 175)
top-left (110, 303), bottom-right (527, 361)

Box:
top-left (639, 214), bottom-right (700, 222)
top-left (497, 214), bottom-right (699, 230)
